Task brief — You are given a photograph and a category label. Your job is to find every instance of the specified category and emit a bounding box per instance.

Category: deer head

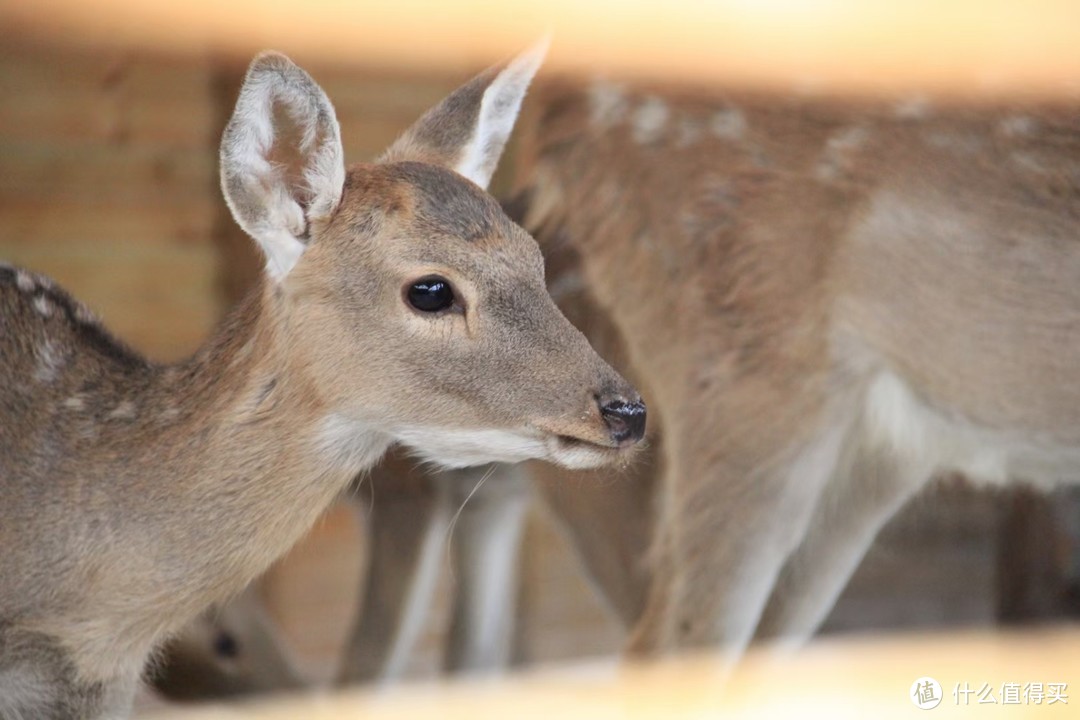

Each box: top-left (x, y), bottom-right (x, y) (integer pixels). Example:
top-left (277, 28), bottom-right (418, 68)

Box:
top-left (219, 45), bottom-right (645, 470)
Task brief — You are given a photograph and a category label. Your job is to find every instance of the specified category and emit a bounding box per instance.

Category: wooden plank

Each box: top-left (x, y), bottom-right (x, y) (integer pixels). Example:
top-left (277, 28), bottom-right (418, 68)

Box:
top-left (0, 143), bottom-right (216, 205)
top-left (138, 626), bottom-right (1080, 719)
top-left (0, 47), bottom-right (215, 147)
top-left (0, 202), bottom-right (217, 253)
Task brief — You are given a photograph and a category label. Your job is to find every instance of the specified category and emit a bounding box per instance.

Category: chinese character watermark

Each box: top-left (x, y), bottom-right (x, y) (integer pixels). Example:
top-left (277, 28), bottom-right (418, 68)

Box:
top-left (911, 677), bottom-right (943, 710)
top-left (917, 678), bottom-right (1071, 708)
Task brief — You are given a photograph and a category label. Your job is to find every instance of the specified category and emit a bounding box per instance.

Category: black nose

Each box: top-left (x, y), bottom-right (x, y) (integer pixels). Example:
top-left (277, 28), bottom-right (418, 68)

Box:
top-left (598, 396), bottom-right (646, 446)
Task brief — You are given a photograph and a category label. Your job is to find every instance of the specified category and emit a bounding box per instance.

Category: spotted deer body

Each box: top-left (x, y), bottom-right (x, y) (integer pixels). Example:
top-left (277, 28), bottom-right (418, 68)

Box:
top-left (509, 80), bottom-right (1080, 659)
top-left (0, 48), bottom-right (645, 719)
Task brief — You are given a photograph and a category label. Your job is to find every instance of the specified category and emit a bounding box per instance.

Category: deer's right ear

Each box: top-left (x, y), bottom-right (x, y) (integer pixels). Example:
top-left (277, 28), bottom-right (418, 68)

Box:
top-left (220, 52), bottom-right (345, 281)
top-left (380, 40), bottom-right (547, 190)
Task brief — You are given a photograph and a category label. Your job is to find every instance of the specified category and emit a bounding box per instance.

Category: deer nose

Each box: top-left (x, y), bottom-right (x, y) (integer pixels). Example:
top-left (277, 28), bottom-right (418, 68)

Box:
top-left (598, 395), bottom-right (647, 446)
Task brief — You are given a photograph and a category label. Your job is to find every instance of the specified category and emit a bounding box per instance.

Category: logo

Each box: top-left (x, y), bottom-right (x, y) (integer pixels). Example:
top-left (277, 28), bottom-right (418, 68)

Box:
top-left (911, 677), bottom-right (943, 710)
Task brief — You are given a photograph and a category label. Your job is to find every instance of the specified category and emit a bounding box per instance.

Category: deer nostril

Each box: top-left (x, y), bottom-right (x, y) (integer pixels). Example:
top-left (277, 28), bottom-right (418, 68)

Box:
top-left (598, 397), bottom-right (646, 446)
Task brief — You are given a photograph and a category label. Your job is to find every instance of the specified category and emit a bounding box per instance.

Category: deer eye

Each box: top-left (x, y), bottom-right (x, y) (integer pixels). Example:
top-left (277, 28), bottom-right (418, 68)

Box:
top-left (406, 276), bottom-right (456, 313)
top-left (213, 631), bottom-right (240, 659)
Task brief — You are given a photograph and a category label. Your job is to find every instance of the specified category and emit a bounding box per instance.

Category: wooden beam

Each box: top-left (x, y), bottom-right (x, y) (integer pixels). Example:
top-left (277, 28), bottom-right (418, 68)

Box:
top-left (4, 1), bottom-right (1080, 96)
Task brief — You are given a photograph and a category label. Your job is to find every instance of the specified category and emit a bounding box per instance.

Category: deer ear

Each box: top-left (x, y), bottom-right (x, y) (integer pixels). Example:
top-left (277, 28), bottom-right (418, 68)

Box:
top-left (380, 39), bottom-right (547, 190)
top-left (220, 52), bottom-right (345, 281)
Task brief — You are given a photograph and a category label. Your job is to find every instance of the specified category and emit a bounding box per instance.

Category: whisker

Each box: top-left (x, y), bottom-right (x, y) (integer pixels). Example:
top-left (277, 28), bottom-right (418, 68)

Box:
top-left (443, 464), bottom-right (498, 586)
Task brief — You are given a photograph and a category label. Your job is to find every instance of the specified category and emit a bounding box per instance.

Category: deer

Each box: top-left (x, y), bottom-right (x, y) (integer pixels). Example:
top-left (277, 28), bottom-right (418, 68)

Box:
top-left (509, 77), bottom-right (1080, 662)
top-left (150, 585), bottom-right (304, 701)
top-left (0, 44), bottom-right (648, 718)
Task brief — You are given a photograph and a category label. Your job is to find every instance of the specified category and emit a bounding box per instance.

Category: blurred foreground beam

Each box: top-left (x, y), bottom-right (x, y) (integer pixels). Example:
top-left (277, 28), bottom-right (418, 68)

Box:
top-left (146, 626), bottom-right (1080, 719)
top-left (3, 1), bottom-right (1080, 96)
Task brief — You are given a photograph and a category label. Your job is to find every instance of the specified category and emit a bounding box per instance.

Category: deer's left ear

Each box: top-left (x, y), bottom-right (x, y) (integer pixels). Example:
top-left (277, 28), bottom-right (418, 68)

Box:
top-left (380, 40), bottom-right (547, 190)
top-left (220, 52), bottom-right (345, 281)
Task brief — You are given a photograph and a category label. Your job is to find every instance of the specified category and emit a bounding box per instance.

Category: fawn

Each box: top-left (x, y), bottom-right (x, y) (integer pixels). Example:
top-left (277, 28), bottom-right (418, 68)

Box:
top-left (0, 46), bottom-right (645, 718)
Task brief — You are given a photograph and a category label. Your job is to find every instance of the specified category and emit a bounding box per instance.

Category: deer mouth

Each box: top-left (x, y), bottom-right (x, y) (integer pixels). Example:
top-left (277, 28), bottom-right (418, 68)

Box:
top-left (547, 433), bottom-right (633, 469)
top-left (555, 433), bottom-right (616, 450)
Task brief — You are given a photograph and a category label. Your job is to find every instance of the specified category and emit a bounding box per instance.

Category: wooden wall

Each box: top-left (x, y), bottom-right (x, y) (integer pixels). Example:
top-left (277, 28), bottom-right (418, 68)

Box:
top-left (0, 40), bottom-right (220, 359)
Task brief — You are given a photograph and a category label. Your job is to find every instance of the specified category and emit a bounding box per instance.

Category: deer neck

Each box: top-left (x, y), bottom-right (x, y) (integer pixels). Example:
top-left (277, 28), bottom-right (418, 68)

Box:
top-left (30, 279), bottom-right (394, 683)
top-left (88, 281), bottom-right (390, 628)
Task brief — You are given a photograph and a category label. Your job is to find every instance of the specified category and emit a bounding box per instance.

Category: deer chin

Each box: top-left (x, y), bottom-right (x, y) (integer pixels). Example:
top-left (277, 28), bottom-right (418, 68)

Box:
top-left (545, 433), bottom-right (631, 470)
top-left (391, 425), bottom-right (629, 471)
top-left (393, 426), bottom-right (550, 469)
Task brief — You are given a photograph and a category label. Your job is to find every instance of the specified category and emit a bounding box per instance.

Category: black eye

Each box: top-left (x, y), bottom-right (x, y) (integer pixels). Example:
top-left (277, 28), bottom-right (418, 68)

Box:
top-left (213, 631), bottom-right (240, 659)
top-left (406, 276), bottom-right (456, 313)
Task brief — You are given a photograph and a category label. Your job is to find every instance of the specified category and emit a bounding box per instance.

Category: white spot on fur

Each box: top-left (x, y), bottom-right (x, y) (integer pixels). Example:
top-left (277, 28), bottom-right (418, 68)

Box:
top-left (32, 294), bottom-right (53, 317)
top-left (33, 340), bottom-right (65, 383)
top-left (160, 406), bottom-right (180, 422)
top-left (632, 96), bottom-right (670, 145)
top-left (709, 108), bottom-right (746, 141)
top-left (894, 96), bottom-right (931, 120)
top-left (999, 115), bottom-right (1037, 138)
top-left (74, 303), bottom-right (98, 325)
top-left (587, 80), bottom-right (629, 130)
top-left (15, 270), bottom-right (34, 293)
top-left (108, 400), bottom-right (137, 420)
top-left (816, 126), bottom-right (869, 181)
top-left (64, 394), bottom-right (86, 411)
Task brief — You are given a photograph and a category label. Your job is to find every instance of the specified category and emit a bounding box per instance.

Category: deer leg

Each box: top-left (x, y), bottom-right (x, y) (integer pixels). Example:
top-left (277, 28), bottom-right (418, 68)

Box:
top-left (337, 462), bottom-right (449, 686)
top-left (753, 442), bottom-right (932, 646)
top-left (626, 412), bottom-right (851, 664)
top-left (443, 464), bottom-right (531, 674)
